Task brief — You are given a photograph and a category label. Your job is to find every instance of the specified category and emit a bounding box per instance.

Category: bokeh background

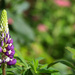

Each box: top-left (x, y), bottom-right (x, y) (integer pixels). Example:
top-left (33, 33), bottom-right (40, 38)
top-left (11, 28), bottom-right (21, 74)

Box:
top-left (0, 0), bottom-right (75, 74)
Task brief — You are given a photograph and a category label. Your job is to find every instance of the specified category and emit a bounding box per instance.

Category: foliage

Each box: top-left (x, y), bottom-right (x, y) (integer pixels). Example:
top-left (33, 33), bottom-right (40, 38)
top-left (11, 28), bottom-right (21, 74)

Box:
top-left (0, 0), bottom-right (75, 75)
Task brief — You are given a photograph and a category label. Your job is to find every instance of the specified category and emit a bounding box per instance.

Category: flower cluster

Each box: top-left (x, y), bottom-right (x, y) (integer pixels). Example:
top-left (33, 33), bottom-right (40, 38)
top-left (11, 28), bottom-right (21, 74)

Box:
top-left (0, 10), bottom-right (16, 65)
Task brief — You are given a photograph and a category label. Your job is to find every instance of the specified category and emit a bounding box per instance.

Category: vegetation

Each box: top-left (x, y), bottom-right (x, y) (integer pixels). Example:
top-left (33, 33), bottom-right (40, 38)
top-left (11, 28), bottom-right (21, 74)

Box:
top-left (0, 0), bottom-right (75, 75)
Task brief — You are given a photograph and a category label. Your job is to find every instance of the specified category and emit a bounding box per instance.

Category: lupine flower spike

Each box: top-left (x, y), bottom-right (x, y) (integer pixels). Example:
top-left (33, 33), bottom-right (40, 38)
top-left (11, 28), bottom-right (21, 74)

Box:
top-left (0, 10), bottom-right (16, 67)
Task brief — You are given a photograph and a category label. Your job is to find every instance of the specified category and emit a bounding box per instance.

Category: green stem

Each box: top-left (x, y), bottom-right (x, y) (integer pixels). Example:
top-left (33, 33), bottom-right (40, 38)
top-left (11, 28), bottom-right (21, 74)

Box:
top-left (1, 54), bottom-right (6, 75)
top-left (2, 63), bottom-right (6, 75)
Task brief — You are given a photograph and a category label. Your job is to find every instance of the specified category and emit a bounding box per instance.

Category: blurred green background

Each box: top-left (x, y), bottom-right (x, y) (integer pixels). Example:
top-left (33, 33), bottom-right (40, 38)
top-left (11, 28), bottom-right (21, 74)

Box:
top-left (0, 0), bottom-right (75, 74)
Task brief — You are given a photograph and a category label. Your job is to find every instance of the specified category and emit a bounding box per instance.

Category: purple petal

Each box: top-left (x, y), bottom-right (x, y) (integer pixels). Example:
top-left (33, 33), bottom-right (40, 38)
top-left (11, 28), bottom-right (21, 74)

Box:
top-left (1, 41), bottom-right (4, 46)
top-left (7, 59), bottom-right (16, 65)
top-left (6, 45), bottom-right (10, 50)
top-left (7, 39), bottom-right (10, 44)
top-left (10, 45), bottom-right (14, 50)
top-left (7, 60), bottom-right (12, 65)
top-left (0, 47), bottom-right (2, 52)
top-left (10, 38), bottom-right (13, 43)
top-left (12, 59), bottom-right (16, 65)
top-left (6, 33), bottom-right (8, 38)
top-left (2, 33), bottom-right (4, 37)
top-left (9, 35), bottom-right (11, 38)
top-left (10, 50), bottom-right (15, 56)
top-left (8, 55), bottom-right (14, 59)
top-left (4, 37), bottom-right (6, 42)
top-left (5, 51), bottom-right (9, 56)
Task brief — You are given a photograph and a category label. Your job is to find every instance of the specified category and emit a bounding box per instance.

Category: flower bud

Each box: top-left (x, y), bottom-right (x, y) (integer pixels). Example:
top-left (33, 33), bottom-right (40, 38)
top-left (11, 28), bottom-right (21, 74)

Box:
top-left (0, 47), bottom-right (2, 52)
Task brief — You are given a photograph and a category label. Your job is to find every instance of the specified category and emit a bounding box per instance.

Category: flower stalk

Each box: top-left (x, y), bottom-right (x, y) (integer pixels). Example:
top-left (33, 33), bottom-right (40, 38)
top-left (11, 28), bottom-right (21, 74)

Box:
top-left (0, 10), bottom-right (16, 75)
top-left (2, 63), bottom-right (6, 75)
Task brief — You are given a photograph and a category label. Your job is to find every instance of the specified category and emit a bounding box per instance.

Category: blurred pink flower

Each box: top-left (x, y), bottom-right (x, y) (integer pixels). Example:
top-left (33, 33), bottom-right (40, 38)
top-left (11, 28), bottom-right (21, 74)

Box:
top-left (8, 18), bottom-right (14, 25)
top-left (37, 24), bottom-right (48, 32)
top-left (54, 0), bottom-right (71, 7)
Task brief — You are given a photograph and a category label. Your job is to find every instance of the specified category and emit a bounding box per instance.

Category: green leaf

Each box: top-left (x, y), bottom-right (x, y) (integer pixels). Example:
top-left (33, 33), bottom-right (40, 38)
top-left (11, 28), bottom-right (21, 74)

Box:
top-left (15, 48), bottom-right (28, 68)
top-left (25, 69), bottom-right (33, 75)
top-left (16, 2), bottom-right (30, 14)
top-left (7, 71), bottom-right (15, 75)
top-left (66, 47), bottom-right (75, 55)
top-left (39, 64), bottom-right (48, 69)
top-left (66, 47), bottom-right (75, 60)
top-left (51, 72), bottom-right (61, 75)
top-left (36, 57), bottom-right (44, 62)
top-left (13, 16), bottom-right (35, 41)
top-left (7, 10), bottom-right (35, 41)
top-left (16, 60), bottom-right (25, 66)
top-left (0, 69), bottom-right (2, 73)
top-left (47, 60), bottom-right (75, 70)
top-left (37, 68), bottom-right (58, 73)
top-left (23, 70), bottom-right (26, 75)
top-left (37, 64), bottom-right (59, 74)
top-left (72, 55), bottom-right (75, 59)
top-left (6, 68), bottom-right (18, 71)
top-left (32, 59), bottom-right (39, 73)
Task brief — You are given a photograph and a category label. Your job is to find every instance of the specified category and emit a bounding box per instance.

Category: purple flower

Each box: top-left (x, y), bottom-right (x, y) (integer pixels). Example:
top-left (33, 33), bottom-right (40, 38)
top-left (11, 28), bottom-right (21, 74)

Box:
top-left (6, 45), bottom-right (10, 50)
top-left (10, 50), bottom-right (15, 56)
top-left (5, 51), bottom-right (10, 56)
top-left (0, 10), bottom-right (16, 66)
top-left (7, 38), bottom-right (10, 44)
top-left (7, 59), bottom-right (16, 65)
top-left (5, 50), bottom-right (15, 56)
